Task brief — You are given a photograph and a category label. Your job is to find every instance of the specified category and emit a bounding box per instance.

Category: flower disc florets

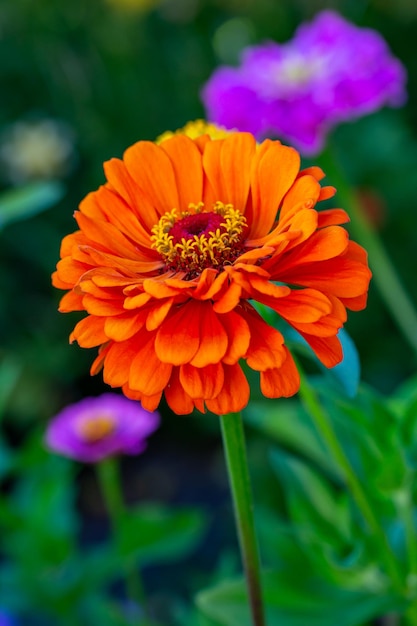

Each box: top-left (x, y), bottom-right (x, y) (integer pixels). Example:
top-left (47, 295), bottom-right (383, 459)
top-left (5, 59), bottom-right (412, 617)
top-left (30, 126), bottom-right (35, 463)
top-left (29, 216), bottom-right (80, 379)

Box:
top-left (151, 201), bottom-right (247, 278)
top-left (76, 413), bottom-right (116, 443)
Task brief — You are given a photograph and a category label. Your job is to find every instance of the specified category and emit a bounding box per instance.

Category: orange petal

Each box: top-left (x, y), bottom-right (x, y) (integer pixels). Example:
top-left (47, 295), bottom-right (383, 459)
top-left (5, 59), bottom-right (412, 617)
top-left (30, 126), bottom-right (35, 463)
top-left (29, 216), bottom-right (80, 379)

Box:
top-left (123, 141), bottom-right (179, 217)
top-left (155, 302), bottom-right (200, 365)
top-left (300, 333), bottom-right (343, 368)
top-left (142, 278), bottom-right (186, 299)
top-left (80, 245), bottom-right (162, 275)
top-left (220, 310), bottom-right (251, 365)
top-left (205, 364), bottom-right (250, 415)
top-left (235, 246), bottom-right (275, 263)
top-left (212, 281), bottom-right (242, 314)
top-left (89, 269), bottom-right (139, 288)
top-left (248, 142), bottom-right (300, 239)
top-left (122, 385), bottom-right (162, 412)
top-left (298, 166), bottom-right (325, 181)
top-left (70, 316), bottom-right (107, 347)
top-left (192, 269), bottom-right (227, 300)
top-left (160, 135), bottom-right (204, 209)
top-left (220, 133), bottom-right (256, 210)
top-left (339, 292), bottom-right (369, 311)
top-left (104, 311), bottom-right (147, 341)
top-left (82, 294), bottom-right (123, 316)
top-left (104, 158), bottom-right (160, 231)
top-left (279, 174), bottom-right (321, 223)
top-left (164, 368), bottom-right (199, 415)
top-left (129, 333), bottom-right (173, 395)
top-left (75, 211), bottom-right (141, 260)
top-left (283, 226), bottom-right (349, 266)
top-left (90, 343), bottom-right (111, 376)
top-left (190, 305), bottom-right (228, 367)
top-left (146, 298), bottom-right (174, 331)
top-left (262, 288), bottom-right (332, 324)
top-left (277, 256), bottom-right (371, 298)
top-left (81, 185), bottom-right (153, 251)
top-left (289, 293), bottom-right (347, 335)
top-left (241, 307), bottom-right (286, 371)
top-left (59, 230), bottom-right (85, 257)
top-left (180, 362), bottom-right (224, 399)
top-left (318, 186), bottom-right (336, 202)
top-left (103, 339), bottom-right (137, 387)
top-left (58, 290), bottom-right (84, 312)
top-left (123, 292), bottom-right (152, 310)
top-left (260, 347), bottom-right (300, 398)
top-left (266, 208), bottom-right (318, 259)
top-left (317, 209), bottom-right (350, 228)
top-left (55, 256), bottom-right (90, 287)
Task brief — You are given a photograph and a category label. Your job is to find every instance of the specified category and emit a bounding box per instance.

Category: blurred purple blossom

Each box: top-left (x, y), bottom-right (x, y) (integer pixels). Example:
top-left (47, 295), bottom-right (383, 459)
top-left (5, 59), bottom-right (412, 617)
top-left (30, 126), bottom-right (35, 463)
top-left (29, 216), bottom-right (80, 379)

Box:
top-left (45, 394), bottom-right (160, 463)
top-left (201, 10), bottom-right (407, 155)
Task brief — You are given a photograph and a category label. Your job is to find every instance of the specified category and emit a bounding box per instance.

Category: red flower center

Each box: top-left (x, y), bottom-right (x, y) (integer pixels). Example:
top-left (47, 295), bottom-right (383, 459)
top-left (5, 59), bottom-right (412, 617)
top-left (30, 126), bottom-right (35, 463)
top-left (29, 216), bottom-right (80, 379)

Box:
top-left (169, 212), bottom-right (225, 243)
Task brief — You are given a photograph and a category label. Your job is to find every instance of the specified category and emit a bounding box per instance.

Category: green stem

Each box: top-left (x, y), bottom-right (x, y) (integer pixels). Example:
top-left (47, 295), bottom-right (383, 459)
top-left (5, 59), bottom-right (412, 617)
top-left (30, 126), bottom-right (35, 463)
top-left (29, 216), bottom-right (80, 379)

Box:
top-left (398, 488), bottom-right (417, 580)
top-left (319, 146), bottom-right (417, 356)
top-left (297, 369), bottom-right (404, 593)
top-left (220, 412), bottom-right (266, 626)
top-left (97, 457), bottom-right (150, 626)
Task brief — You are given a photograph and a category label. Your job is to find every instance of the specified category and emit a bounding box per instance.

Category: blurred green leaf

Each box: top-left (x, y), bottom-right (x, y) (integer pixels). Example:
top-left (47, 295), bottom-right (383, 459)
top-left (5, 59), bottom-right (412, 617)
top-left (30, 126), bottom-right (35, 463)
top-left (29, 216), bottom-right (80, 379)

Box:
top-left (118, 503), bottom-right (207, 566)
top-left (269, 447), bottom-right (351, 547)
top-left (243, 399), bottom-right (340, 478)
top-left (0, 180), bottom-right (64, 229)
top-left (0, 354), bottom-right (22, 417)
top-left (196, 569), bottom-right (404, 626)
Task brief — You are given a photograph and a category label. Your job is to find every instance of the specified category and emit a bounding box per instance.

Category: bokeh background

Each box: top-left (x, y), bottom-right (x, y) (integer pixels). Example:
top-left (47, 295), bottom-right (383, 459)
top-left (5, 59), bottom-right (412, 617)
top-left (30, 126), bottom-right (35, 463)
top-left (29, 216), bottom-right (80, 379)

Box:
top-left (1, 0), bottom-right (417, 624)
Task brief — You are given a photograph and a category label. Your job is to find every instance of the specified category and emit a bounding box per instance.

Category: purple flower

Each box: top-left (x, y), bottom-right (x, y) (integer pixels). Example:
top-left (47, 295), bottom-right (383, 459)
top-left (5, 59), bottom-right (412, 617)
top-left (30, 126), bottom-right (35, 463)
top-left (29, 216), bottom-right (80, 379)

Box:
top-left (45, 394), bottom-right (160, 463)
top-left (201, 10), bottom-right (407, 155)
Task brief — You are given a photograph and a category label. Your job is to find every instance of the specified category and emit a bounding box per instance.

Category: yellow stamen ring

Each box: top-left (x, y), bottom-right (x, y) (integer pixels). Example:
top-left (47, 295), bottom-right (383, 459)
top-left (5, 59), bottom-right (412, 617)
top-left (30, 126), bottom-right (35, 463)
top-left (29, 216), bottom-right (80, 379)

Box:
top-left (151, 201), bottom-right (247, 277)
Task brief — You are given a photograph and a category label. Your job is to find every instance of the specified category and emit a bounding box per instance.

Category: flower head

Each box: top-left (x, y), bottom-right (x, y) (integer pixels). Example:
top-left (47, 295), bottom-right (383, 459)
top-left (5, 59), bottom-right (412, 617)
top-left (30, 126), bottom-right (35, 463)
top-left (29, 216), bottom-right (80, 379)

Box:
top-left (46, 394), bottom-right (160, 462)
top-left (52, 131), bottom-right (371, 415)
top-left (156, 119), bottom-right (232, 144)
top-left (201, 10), bottom-right (406, 155)
top-left (0, 118), bottom-right (75, 184)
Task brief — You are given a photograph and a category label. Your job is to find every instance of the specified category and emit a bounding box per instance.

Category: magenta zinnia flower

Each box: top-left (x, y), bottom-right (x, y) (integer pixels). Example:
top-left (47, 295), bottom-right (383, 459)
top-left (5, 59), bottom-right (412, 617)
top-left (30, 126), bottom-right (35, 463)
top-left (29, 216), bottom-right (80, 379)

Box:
top-left (201, 10), bottom-right (406, 155)
top-left (45, 394), bottom-right (160, 463)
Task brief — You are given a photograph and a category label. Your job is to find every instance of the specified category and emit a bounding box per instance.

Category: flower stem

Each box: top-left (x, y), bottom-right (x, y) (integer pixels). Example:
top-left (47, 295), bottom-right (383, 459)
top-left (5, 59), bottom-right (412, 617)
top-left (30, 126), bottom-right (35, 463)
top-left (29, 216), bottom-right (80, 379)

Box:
top-left (296, 369), bottom-right (404, 593)
top-left (220, 412), bottom-right (266, 626)
top-left (397, 487), bottom-right (417, 580)
top-left (97, 457), bottom-right (151, 625)
top-left (319, 146), bottom-right (417, 356)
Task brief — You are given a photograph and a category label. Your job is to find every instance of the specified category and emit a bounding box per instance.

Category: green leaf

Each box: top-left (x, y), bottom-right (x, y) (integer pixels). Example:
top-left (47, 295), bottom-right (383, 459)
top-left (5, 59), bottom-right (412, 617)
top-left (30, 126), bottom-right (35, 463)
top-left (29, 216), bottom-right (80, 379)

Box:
top-left (0, 354), bottom-right (22, 417)
top-left (118, 503), bottom-right (207, 566)
top-left (196, 569), bottom-right (404, 626)
top-left (304, 379), bottom-right (408, 495)
top-left (243, 400), bottom-right (340, 479)
top-left (0, 180), bottom-right (64, 228)
top-left (269, 448), bottom-right (351, 547)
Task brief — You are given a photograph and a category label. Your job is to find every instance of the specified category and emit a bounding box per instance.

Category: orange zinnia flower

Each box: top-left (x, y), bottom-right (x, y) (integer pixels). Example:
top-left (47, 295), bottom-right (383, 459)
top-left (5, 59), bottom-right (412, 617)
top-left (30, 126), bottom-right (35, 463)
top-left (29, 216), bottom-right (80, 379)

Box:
top-left (52, 132), bottom-right (371, 415)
